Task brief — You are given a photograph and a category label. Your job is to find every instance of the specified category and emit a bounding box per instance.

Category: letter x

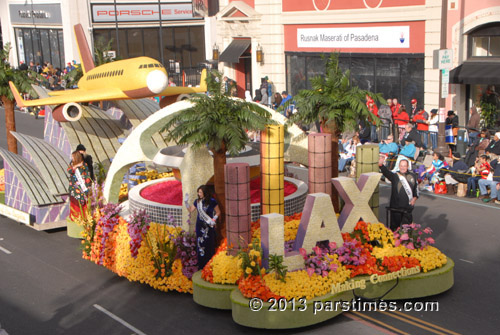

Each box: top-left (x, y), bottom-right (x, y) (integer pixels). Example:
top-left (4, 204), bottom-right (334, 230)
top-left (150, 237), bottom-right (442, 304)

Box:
top-left (332, 172), bottom-right (380, 232)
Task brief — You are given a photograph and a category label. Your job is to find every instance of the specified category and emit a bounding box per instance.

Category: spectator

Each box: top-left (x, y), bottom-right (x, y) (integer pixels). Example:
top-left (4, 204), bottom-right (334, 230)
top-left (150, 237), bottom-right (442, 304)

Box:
top-left (478, 158), bottom-right (500, 203)
top-left (19, 61), bottom-right (28, 71)
top-left (265, 76), bottom-right (273, 105)
top-left (279, 91), bottom-right (293, 117)
top-left (260, 78), bottom-right (269, 106)
top-left (465, 128), bottom-right (490, 166)
top-left (358, 120), bottom-right (371, 144)
top-left (378, 104), bottom-right (392, 140)
top-left (168, 77), bottom-right (176, 87)
top-left (253, 89), bottom-right (262, 103)
top-left (443, 152), bottom-right (469, 186)
top-left (446, 110), bottom-right (459, 152)
top-left (402, 123), bottom-right (423, 148)
top-left (412, 109), bottom-right (429, 149)
top-left (426, 109), bottom-right (439, 151)
top-left (273, 92), bottom-right (282, 110)
top-left (410, 99), bottom-right (419, 119)
top-left (467, 106), bottom-right (481, 145)
top-left (245, 90), bottom-right (253, 102)
top-left (422, 152), bottom-right (446, 185)
top-left (367, 98), bottom-right (379, 143)
top-left (379, 135), bottom-right (398, 155)
top-left (394, 105), bottom-right (409, 141)
top-left (467, 155), bottom-right (490, 198)
top-left (392, 141), bottom-right (416, 172)
top-left (339, 135), bottom-right (361, 172)
top-left (485, 132), bottom-right (500, 160)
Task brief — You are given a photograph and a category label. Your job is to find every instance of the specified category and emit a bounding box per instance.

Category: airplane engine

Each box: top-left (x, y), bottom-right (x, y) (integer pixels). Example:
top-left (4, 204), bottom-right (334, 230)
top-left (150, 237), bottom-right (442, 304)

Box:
top-left (159, 94), bottom-right (192, 109)
top-left (52, 103), bottom-right (83, 122)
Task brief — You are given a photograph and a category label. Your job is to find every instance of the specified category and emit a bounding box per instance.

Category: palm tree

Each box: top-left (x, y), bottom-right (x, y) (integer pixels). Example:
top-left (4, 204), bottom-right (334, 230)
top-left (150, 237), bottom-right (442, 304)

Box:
top-left (161, 70), bottom-right (274, 241)
top-left (0, 43), bottom-right (37, 154)
top-left (288, 53), bottom-right (383, 211)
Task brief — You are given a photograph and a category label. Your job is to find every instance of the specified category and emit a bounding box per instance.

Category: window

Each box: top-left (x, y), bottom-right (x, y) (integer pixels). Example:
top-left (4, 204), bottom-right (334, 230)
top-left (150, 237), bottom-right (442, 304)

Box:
top-left (285, 53), bottom-right (425, 108)
top-left (468, 23), bottom-right (500, 58)
top-left (14, 27), bottom-right (64, 68)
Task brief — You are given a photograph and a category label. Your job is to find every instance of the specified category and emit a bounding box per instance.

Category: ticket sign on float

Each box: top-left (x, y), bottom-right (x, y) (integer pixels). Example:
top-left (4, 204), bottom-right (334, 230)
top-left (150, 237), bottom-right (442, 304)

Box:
top-left (297, 26), bottom-right (410, 48)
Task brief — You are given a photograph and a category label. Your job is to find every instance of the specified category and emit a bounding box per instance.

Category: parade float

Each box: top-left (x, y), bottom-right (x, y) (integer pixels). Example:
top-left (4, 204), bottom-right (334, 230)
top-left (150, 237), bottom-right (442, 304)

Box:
top-left (1, 23), bottom-right (453, 328)
top-left (73, 121), bottom-right (453, 329)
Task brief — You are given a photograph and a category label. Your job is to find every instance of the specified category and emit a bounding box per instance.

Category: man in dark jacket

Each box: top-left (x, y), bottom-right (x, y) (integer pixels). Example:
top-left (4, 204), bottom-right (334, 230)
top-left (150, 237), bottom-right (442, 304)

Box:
top-left (478, 158), bottom-right (500, 202)
top-left (76, 144), bottom-right (94, 181)
top-left (401, 123), bottom-right (423, 148)
top-left (379, 157), bottom-right (419, 230)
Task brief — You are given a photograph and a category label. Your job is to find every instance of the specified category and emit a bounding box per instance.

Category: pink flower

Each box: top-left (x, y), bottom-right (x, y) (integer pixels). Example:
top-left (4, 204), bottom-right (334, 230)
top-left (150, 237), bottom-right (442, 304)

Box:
top-left (313, 246), bottom-right (322, 256)
top-left (329, 263), bottom-right (338, 272)
top-left (307, 268), bottom-right (315, 276)
top-left (406, 242), bottom-right (415, 250)
top-left (423, 227), bottom-right (432, 234)
top-left (427, 237), bottom-right (435, 244)
top-left (322, 271), bottom-right (328, 277)
top-left (299, 248), bottom-right (307, 258)
top-left (329, 241), bottom-right (337, 250)
top-left (395, 240), bottom-right (400, 247)
top-left (400, 233), bottom-right (409, 241)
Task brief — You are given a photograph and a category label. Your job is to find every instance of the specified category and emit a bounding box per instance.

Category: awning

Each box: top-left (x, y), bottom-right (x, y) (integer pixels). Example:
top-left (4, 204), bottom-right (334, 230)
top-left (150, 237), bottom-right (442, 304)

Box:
top-left (449, 60), bottom-right (500, 85)
top-left (219, 39), bottom-right (251, 63)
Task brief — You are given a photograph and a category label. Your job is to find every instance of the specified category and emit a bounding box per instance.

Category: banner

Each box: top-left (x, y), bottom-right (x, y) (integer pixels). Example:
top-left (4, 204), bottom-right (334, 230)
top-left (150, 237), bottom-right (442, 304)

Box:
top-left (297, 26), bottom-right (410, 49)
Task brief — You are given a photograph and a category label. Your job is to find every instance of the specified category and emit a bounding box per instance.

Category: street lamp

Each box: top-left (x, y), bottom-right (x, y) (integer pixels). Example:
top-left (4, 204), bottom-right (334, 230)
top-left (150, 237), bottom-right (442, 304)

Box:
top-left (256, 44), bottom-right (263, 63)
top-left (212, 44), bottom-right (219, 61)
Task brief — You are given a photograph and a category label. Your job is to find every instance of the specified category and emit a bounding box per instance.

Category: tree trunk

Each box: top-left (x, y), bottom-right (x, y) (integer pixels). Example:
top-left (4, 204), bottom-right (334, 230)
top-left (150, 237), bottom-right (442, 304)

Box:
top-left (321, 119), bottom-right (340, 213)
top-left (2, 97), bottom-right (18, 154)
top-left (212, 144), bottom-right (227, 245)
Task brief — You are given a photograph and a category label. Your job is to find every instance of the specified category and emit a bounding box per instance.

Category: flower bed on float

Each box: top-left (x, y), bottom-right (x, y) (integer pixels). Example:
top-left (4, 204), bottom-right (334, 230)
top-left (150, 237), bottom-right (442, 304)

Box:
top-left (77, 188), bottom-right (452, 328)
top-left (79, 200), bottom-right (448, 291)
top-left (138, 176), bottom-right (298, 205)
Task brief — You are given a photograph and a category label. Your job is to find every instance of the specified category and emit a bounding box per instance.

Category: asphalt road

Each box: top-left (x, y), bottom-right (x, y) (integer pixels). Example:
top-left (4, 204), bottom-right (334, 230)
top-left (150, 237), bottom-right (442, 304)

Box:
top-left (0, 107), bottom-right (499, 334)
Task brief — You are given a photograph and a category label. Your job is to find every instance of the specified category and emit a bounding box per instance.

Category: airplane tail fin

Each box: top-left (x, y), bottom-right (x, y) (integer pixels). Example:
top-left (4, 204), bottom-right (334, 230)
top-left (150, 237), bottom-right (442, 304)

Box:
top-left (199, 69), bottom-right (207, 91)
top-left (74, 24), bottom-right (95, 74)
top-left (9, 82), bottom-right (27, 108)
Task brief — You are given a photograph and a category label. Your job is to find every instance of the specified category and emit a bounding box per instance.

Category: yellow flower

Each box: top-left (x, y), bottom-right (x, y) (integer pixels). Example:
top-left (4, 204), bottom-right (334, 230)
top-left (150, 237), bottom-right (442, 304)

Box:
top-left (245, 267), bottom-right (252, 274)
top-left (250, 261), bottom-right (256, 267)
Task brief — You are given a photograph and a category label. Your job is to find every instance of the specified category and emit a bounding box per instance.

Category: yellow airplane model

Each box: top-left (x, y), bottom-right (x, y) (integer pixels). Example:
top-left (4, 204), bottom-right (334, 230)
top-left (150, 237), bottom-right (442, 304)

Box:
top-left (9, 24), bottom-right (207, 122)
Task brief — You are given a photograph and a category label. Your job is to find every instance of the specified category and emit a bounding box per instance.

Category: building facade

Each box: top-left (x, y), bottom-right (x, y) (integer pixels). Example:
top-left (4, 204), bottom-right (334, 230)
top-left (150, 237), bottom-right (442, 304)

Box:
top-left (1, 0), bottom-right (499, 124)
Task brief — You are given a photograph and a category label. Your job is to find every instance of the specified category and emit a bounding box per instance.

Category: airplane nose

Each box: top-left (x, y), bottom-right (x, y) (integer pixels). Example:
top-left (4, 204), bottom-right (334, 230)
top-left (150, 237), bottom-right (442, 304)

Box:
top-left (147, 70), bottom-right (167, 94)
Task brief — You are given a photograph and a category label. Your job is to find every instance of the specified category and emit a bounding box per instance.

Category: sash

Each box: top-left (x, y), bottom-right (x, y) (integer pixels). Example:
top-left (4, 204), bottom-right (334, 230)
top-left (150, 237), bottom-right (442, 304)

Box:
top-left (397, 173), bottom-right (413, 205)
top-left (75, 168), bottom-right (88, 193)
top-left (197, 199), bottom-right (214, 226)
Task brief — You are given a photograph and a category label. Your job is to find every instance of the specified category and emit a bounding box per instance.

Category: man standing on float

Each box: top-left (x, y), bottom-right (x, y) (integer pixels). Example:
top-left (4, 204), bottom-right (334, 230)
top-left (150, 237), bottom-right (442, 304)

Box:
top-left (379, 157), bottom-right (419, 230)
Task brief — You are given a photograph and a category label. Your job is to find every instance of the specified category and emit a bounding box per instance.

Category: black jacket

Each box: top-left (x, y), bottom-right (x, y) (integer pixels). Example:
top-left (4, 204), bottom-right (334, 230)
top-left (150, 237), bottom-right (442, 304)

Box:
top-left (402, 128), bottom-right (423, 148)
top-left (380, 165), bottom-right (419, 210)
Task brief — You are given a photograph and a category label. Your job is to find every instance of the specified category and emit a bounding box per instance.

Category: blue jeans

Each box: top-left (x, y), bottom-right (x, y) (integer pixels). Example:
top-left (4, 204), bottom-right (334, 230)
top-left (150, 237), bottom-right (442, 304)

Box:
top-left (370, 125), bottom-right (378, 142)
top-left (418, 130), bottom-right (428, 149)
top-left (478, 179), bottom-right (499, 199)
top-left (467, 176), bottom-right (481, 195)
top-left (430, 132), bottom-right (438, 150)
top-left (469, 132), bottom-right (479, 146)
top-left (380, 124), bottom-right (390, 141)
top-left (339, 157), bottom-right (354, 172)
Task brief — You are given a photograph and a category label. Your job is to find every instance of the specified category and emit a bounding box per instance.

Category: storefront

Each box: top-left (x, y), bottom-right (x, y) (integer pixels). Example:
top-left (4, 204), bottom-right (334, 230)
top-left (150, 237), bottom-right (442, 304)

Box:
top-left (8, 3), bottom-right (65, 69)
top-left (450, 21), bottom-right (500, 127)
top-left (281, 0), bottom-right (427, 109)
top-left (90, 1), bottom-right (207, 85)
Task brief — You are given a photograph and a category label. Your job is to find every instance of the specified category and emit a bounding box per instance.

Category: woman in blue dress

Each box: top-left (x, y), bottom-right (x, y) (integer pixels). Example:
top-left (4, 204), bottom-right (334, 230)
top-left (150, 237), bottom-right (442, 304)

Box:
top-left (185, 185), bottom-right (221, 269)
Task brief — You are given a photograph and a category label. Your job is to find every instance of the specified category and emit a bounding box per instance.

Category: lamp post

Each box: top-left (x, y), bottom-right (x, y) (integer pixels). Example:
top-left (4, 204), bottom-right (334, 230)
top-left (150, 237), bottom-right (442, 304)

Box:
top-left (436, 0), bottom-right (449, 156)
top-left (212, 44), bottom-right (219, 61)
top-left (256, 44), bottom-right (263, 64)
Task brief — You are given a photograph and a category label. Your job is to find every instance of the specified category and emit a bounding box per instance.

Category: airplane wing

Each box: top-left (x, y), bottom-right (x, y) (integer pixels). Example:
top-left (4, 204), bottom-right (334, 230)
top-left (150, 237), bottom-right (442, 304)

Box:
top-left (9, 81), bottom-right (127, 108)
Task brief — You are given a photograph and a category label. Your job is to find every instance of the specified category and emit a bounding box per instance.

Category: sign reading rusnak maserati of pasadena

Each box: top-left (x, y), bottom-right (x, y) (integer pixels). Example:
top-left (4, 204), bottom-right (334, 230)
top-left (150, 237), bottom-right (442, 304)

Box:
top-left (297, 26), bottom-right (410, 48)
top-left (92, 3), bottom-right (197, 22)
